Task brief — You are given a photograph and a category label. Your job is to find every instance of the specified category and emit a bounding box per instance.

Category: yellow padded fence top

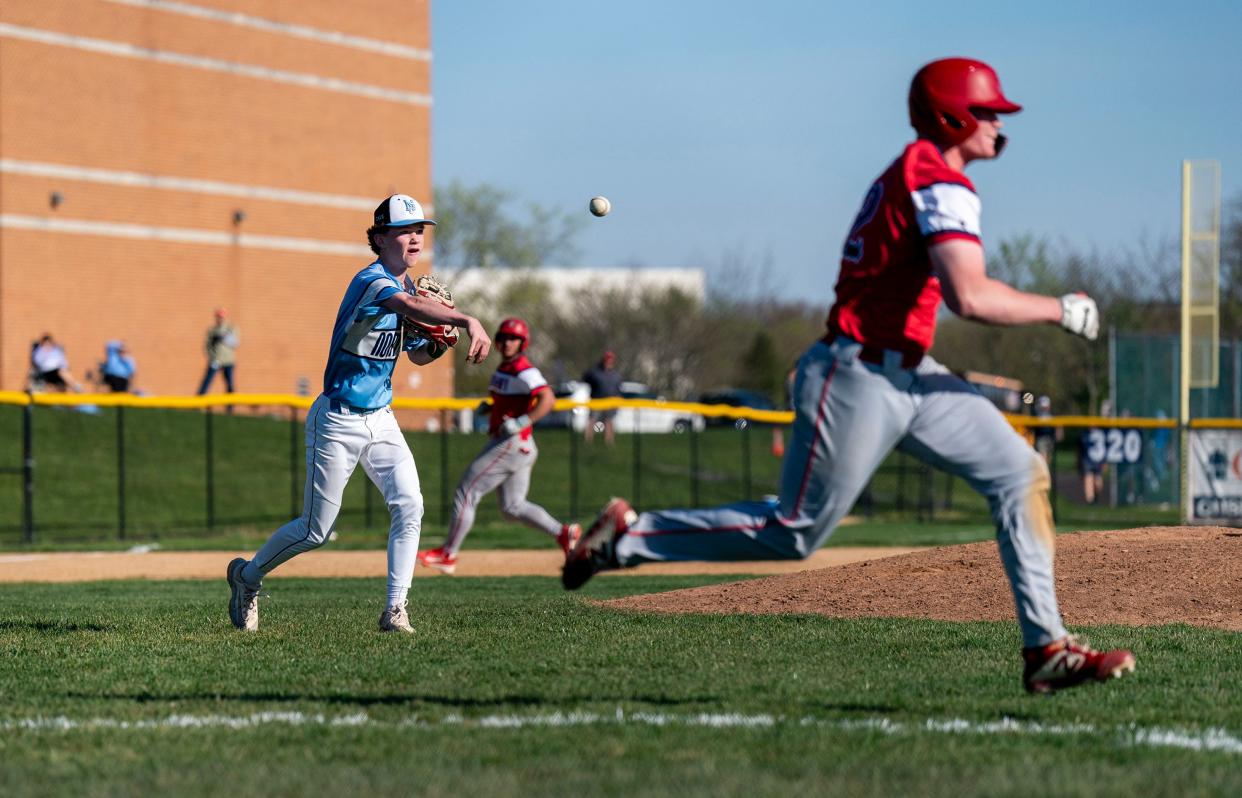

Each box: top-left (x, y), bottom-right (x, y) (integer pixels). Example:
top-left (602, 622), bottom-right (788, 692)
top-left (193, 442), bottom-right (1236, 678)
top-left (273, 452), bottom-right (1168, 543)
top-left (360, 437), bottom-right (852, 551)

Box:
top-left (0, 391), bottom-right (1236, 428)
top-left (0, 392), bottom-right (792, 420)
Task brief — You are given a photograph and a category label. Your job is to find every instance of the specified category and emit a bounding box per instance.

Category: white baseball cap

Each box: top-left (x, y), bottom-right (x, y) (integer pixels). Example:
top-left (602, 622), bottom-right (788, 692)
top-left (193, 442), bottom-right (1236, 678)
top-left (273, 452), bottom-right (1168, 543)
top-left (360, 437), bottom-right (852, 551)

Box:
top-left (373, 194), bottom-right (436, 227)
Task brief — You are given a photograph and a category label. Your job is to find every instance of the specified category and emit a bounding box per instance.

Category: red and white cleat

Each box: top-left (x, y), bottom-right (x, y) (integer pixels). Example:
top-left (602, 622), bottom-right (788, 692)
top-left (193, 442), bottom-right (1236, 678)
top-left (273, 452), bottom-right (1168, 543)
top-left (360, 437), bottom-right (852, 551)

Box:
top-left (561, 498), bottom-right (636, 591)
top-left (417, 546), bottom-right (458, 575)
top-left (557, 523), bottom-right (583, 557)
top-left (1022, 636), bottom-right (1136, 694)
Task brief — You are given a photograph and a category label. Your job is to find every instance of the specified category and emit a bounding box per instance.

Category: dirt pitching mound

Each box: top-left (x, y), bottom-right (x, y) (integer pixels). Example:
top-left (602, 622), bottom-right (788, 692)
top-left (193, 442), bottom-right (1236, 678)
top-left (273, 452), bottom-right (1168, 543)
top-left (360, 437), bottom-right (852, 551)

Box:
top-left (605, 527), bottom-right (1242, 631)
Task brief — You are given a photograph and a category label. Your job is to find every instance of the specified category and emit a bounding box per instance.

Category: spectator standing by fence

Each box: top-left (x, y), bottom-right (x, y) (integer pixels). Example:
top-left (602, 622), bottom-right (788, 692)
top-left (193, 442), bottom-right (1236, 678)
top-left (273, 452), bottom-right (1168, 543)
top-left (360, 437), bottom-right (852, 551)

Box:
top-left (197, 308), bottom-right (239, 395)
top-left (1078, 429), bottom-right (1104, 505)
top-left (1032, 395), bottom-right (1058, 467)
top-left (771, 365), bottom-right (797, 458)
top-left (582, 350), bottom-right (621, 446)
top-left (1079, 400), bottom-right (1112, 505)
top-left (1146, 409), bottom-right (1172, 499)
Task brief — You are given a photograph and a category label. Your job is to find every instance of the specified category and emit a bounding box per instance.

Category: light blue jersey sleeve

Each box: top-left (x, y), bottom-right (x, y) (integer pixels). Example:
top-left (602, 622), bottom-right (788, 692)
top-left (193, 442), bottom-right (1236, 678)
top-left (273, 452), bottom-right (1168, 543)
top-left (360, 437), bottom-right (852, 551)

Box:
top-left (322, 263), bottom-right (423, 409)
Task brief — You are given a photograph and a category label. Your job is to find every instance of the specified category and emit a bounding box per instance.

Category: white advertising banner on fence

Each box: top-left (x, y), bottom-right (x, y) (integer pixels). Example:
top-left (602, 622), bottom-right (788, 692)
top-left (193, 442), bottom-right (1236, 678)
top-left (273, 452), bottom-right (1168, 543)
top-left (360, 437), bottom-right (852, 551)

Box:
top-left (1188, 429), bottom-right (1242, 523)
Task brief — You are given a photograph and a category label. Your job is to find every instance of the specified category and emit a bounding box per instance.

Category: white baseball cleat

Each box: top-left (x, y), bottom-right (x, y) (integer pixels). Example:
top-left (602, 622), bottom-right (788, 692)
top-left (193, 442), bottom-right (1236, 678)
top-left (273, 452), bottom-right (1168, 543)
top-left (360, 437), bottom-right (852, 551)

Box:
top-left (226, 557), bottom-right (260, 632)
top-left (378, 601), bottom-right (414, 634)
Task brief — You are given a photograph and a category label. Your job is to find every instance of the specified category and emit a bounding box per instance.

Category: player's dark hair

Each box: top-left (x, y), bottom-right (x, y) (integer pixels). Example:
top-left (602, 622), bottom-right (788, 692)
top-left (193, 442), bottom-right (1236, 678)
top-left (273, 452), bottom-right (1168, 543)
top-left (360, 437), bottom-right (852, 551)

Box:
top-left (366, 224), bottom-right (385, 256)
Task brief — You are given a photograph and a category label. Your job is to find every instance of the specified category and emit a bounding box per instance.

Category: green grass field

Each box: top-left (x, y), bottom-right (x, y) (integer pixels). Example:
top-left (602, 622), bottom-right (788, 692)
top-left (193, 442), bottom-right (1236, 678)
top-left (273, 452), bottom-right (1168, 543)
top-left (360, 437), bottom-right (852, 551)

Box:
top-left (0, 576), bottom-right (1238, 797)
top-left (0, 404), bottom-right (1178, 548)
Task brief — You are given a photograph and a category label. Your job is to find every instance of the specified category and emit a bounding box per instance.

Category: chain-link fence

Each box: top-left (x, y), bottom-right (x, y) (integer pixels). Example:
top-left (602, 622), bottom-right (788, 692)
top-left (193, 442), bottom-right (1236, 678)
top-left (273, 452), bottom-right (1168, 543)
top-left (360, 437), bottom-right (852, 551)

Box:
top-left (0, 394), bottom-right (1211, 545)
top-left (1113, 332), bottom-right (1242, 420)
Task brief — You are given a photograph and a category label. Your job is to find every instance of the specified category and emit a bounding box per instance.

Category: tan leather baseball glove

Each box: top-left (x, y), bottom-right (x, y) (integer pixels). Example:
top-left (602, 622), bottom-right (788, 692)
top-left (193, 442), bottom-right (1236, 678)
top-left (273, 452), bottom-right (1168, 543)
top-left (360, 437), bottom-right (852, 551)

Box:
top-left (403, 274), bottom-right (460, 357)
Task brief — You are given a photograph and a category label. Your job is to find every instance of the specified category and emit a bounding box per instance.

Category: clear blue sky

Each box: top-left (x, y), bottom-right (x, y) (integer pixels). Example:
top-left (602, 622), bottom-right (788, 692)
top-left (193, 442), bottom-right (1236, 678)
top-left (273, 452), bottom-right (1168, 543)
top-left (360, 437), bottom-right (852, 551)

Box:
top-left (433, 1), bottom-right (1242, 304)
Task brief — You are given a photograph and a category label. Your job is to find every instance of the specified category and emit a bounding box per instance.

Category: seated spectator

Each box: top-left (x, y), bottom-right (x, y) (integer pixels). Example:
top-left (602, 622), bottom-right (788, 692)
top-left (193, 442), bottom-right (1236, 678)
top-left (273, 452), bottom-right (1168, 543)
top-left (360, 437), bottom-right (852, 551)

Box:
top-left (28, 334), bottom-right (80, 393)
top-left (100, 340), bottom-right (137, 393)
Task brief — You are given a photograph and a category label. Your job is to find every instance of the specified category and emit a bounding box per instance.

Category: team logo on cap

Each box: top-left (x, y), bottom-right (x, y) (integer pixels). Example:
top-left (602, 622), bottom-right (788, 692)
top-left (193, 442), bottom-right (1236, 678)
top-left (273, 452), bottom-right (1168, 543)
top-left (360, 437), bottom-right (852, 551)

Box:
top-left (373, 193), bottom-right (435, 227)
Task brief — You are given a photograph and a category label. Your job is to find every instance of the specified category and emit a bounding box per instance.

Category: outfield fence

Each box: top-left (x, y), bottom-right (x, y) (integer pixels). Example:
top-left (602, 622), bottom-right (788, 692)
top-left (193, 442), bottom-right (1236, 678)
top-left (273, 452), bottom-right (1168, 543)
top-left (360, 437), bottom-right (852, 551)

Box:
top-left (0, 391), bottom-right (1232, 544)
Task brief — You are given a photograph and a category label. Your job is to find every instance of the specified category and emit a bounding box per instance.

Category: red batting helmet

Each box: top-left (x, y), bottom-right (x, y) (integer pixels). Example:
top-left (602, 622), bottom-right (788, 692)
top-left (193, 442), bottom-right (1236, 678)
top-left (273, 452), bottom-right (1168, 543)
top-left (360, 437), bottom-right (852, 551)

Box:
top-left (495, 317), bottom-right (530, 352)
top-left (908, 58), bottom-right (1022, 149)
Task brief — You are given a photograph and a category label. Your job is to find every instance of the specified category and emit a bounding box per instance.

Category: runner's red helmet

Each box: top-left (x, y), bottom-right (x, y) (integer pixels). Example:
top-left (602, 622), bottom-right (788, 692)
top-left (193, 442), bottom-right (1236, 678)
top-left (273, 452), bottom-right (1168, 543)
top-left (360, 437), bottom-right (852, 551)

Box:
top-left (908, 58), bottom-right (1022, 148)
top-left (495, 317), bottom-right (530, 352)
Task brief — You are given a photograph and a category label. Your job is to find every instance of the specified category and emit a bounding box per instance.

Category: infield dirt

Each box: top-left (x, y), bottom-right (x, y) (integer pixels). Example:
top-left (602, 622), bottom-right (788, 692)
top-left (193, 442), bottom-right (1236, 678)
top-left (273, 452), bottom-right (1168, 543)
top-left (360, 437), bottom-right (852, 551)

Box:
top-left (606, 526), bottom-right (1242, 631)
top-left (5, 527), bottom-right (1238, 632)
top-left (0, 546), bottom-right (919, 582)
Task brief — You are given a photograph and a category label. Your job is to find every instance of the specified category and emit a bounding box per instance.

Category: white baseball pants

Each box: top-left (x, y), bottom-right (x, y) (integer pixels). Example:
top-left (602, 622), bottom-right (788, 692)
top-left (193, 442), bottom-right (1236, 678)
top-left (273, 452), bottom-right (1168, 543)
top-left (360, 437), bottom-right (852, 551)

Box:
top-left (243, 395), bottom-right (423, 598)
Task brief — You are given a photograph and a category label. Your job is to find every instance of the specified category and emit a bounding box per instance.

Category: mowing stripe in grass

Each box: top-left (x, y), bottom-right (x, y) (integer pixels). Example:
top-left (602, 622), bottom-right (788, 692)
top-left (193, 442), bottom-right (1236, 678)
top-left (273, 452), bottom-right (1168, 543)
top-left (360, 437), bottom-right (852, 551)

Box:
top-left (5, 711), bottom-right (1241, 755)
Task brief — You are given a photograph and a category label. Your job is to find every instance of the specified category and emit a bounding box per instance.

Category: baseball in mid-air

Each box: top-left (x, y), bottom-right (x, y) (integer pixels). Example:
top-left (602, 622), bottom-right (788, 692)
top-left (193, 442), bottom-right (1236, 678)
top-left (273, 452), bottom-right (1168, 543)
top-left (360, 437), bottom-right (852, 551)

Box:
top-left (589, 196), bottom-right (611, 217)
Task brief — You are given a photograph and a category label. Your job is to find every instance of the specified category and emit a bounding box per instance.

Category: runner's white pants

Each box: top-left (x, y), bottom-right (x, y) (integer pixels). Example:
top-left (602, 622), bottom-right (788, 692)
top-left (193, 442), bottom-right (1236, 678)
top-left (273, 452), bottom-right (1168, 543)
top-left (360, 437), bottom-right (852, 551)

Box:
top-left (244, 394), bottom-right (422, 597)
top-left (614, 337), bottom-right (1067, 647)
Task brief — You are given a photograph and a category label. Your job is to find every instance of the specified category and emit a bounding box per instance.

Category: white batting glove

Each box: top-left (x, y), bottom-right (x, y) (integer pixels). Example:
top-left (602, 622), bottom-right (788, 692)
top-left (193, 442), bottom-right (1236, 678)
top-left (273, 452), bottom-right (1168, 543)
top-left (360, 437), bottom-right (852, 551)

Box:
top-left (1060, 293), bottom-right (1099, 341)
top-left (500, 414), bottom-right (531, 437)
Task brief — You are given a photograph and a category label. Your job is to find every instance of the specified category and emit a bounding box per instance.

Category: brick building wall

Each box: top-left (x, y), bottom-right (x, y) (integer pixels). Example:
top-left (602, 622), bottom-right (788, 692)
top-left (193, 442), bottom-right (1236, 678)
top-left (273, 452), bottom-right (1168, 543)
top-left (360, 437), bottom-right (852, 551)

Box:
top-left (0, 0), bottom-right (452, 410)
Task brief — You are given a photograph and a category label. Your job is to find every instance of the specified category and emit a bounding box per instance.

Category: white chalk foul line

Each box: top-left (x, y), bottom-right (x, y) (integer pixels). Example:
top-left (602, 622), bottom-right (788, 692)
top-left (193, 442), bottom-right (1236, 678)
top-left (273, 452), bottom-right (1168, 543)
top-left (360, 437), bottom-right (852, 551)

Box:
top-left (2, 710), bottom-right (1240, 755)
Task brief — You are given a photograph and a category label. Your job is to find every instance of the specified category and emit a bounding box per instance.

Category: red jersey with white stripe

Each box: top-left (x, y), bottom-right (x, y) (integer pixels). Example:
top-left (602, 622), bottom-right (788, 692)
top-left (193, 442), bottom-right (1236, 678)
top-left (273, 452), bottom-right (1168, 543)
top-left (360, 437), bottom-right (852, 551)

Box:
top-left (488, 355), bottom-right (550, 440)
top-left (826, 139), bottom-right (982, 355)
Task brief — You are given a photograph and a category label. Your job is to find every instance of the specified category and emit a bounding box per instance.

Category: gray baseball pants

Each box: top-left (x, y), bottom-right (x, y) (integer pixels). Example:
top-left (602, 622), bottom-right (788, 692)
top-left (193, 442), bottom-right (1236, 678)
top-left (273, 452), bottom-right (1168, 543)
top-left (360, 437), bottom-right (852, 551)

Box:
top-left (442, 436), bottom-right (562, 555)
top-left (614, 337), bottom-right (1068, 647)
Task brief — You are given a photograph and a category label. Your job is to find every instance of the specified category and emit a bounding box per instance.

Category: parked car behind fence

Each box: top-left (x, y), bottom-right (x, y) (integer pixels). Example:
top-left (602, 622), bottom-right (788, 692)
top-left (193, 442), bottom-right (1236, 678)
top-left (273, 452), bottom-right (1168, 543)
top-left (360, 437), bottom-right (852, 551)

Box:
top-left (534, 381), bottom-right (590, 433)
top-left (474, 380), bottom-right (707, 435)
top-left (613, 382), bottom-right (705, 434)
top-left (696, 388), bottom-right (778, 429)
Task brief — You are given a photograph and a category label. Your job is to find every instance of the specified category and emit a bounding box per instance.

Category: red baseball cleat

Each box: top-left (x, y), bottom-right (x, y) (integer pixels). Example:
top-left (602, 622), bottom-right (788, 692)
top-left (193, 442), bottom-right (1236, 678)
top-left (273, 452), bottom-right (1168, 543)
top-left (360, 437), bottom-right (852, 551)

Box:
top-left (561, 497), bottom-right (636, 591)
top-left (557, 523), bottom-right (583, 556)
top-left (417, 547), bottom-right (457, 575)
top-left (1022, 636), bottom-right (1136, 694)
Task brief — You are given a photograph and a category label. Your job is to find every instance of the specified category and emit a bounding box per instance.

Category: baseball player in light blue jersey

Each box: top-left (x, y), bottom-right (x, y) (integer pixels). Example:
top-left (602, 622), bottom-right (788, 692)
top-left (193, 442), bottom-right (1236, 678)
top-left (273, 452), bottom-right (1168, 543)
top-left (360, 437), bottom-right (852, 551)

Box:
top-left (227, 194), bottom-right (491, 634)
top-left (563, 59), bottom-right (1135, 694)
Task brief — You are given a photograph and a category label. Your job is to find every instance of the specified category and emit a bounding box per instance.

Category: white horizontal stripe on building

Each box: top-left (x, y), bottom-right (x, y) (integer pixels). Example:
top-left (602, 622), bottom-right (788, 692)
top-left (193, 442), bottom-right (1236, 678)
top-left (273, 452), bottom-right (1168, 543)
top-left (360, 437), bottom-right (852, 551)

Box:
top-left (102, 0), bottom-right (432, 62)
top-left (0, 214), bottom-right (372, 258)
top-left (0, 159), bottom-right (376, 211)
top-left (0, 23), bottom-right (431, 107)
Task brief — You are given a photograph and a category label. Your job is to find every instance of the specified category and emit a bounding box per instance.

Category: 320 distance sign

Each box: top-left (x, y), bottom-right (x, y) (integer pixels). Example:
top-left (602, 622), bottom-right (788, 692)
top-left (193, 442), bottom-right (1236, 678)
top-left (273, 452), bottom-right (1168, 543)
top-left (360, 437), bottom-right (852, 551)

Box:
top-left (1082, 428), bottom-right (1143, 465)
